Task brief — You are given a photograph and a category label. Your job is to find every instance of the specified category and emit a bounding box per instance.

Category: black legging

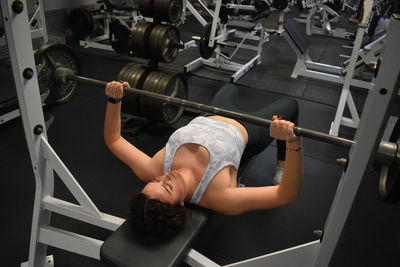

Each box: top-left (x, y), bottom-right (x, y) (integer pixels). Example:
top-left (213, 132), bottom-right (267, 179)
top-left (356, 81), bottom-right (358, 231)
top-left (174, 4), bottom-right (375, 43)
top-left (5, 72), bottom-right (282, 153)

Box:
top-left (211, 84), bottom-right (299, 162)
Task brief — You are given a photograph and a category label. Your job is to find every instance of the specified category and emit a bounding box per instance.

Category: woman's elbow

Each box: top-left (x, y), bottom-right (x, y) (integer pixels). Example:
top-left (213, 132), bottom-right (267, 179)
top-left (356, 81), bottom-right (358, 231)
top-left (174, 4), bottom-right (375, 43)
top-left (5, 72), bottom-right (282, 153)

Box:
top-left (282, 191), bottom-right (300, 206)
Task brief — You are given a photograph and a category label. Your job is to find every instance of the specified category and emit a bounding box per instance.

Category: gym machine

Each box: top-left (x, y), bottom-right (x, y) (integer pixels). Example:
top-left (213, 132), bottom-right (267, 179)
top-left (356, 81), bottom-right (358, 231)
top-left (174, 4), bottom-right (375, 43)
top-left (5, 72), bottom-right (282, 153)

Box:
top-left (2, 0), bottom-right (400, 266)
top-left (296, 0), bottom-right (355, 39)
top-left (285, 0), bottom-right (381, 136)
top-left (184, 0), bottom-right (272, 83)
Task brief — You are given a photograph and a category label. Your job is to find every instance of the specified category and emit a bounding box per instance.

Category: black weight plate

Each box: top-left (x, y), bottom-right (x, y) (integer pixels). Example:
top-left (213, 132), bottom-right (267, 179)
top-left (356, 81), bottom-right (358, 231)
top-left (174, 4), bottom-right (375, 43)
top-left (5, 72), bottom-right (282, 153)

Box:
top-left (138, 0), bottom-right (154, 17)
top-left (140, 71), bottom-right (167, 119)
top-left (146, 71), bottom-right (187, 124)
top-left (130, 66), bottom-right (150, 90)
top-left (160, 74), bottom-right (187, 124)
top-left (34, 44), bottom-right (81, 105)
top-left (130, 21), bottom-right (153, 59)
top-left (148, 25), bottom-right (164, 62)
top-left (68, 8), bottom-right (94, 39)
top-left (153, 0), bottom-right (183, 23)
top-left (121, 64), bottom-right (142, 115)
top-left (150, 72), bottom-right (173, 122)
top-left (199, 24), bottom-right (216, 59)
top-left (272, 0), bottom-right (288, 10)
top-left (149, 25), bottom-right (180, 63)
top-left (116, 63), bottom-right (134, 81)
top-left (379, 119), bottom-right (400, 203)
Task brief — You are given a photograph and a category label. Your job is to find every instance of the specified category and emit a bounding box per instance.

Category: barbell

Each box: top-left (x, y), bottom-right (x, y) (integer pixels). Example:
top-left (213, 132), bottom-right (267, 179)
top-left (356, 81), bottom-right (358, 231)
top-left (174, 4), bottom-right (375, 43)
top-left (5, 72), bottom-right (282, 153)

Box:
top-left (36, 43), bottom-right (400, 203)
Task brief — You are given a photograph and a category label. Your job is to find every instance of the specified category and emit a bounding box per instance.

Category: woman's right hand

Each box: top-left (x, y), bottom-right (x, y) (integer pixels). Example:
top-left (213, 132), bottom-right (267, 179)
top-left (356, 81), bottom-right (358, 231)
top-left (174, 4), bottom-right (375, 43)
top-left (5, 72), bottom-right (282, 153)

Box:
top-left (105, 81), bottom-right (129, 99)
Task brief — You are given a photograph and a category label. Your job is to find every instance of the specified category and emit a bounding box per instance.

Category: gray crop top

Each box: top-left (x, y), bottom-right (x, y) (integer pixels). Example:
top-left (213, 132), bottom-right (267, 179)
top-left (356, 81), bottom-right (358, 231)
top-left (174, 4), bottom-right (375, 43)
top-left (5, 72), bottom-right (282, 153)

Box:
top-left (164, 117), bottom-right (245, 204)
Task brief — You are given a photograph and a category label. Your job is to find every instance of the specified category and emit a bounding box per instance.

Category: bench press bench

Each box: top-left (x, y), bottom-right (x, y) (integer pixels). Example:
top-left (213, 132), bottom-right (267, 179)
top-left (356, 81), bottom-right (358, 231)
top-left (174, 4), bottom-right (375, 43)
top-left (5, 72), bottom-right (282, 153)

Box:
top-left (100, 154), bottom-right (257, 267)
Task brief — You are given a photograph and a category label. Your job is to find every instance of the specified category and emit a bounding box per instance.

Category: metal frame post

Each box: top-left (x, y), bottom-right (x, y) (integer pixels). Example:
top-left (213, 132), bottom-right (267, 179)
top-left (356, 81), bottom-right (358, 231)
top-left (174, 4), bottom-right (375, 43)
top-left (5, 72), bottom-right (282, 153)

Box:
top-left (1, 1), bottom-right (53, 266)
top-left (1, 1), bottom-right (125, 266)
top-left (313, 16), bottom-right (400, 266)
top-left (329, 0), bottom-right (374, 136)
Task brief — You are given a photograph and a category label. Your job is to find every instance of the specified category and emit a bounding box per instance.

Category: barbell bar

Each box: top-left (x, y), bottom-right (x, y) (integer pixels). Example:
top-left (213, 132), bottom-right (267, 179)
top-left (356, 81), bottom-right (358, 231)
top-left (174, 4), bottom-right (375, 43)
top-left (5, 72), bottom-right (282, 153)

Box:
top-left (54, 66), bottom-right (397, 166)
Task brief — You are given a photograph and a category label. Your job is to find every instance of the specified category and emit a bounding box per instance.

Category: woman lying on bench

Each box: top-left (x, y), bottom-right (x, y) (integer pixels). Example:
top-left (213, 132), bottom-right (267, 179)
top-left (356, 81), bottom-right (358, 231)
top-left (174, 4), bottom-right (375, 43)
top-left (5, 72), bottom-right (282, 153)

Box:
top-left (104, 82), bottom-right (303, 237)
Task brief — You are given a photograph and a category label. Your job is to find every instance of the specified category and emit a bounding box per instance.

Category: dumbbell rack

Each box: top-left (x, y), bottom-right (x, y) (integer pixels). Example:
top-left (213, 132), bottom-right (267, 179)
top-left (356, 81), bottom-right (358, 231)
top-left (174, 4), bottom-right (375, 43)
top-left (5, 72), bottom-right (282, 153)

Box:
top-left (2, 0), bottom-right (400, 266)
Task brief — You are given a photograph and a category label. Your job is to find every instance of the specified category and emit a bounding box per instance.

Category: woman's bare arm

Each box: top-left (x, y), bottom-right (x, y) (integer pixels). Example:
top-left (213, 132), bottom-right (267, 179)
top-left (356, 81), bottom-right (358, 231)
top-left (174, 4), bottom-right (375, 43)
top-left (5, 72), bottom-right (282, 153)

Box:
top-left (207, 117), bottom-right (304, 215)
top-left (104, 81), bottom-right (163, 181)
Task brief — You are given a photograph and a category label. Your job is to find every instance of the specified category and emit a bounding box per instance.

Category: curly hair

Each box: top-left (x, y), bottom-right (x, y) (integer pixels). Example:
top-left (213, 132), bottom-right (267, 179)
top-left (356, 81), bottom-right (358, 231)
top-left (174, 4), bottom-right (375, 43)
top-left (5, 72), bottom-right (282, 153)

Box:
top-left (128, 193), bottom-right (187, 237)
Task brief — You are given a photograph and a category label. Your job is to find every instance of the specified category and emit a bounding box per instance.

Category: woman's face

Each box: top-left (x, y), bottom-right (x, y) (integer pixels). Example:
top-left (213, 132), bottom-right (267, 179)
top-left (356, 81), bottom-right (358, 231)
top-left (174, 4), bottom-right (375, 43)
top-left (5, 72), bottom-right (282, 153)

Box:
top-left (141, 172), bottom-right (185, 206)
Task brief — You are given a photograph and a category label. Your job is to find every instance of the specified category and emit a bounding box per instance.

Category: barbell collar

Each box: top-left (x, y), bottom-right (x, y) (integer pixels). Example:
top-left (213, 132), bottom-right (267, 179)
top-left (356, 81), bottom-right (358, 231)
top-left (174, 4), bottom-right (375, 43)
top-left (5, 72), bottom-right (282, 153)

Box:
top-left (62, 70), bottom-right (397, 166)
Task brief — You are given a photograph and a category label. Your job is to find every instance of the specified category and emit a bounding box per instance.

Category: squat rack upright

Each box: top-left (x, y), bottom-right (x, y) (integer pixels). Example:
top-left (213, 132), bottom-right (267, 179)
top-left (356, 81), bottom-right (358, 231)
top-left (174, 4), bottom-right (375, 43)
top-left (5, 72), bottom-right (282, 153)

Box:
top-left (1, 0), bottom-right (400, 266)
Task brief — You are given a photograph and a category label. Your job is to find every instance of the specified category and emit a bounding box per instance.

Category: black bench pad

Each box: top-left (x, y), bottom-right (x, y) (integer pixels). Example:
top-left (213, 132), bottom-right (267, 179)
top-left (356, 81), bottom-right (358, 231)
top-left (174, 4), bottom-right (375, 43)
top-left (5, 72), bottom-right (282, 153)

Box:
top-left (285, 19), bottom-right (310, 54)
top-left (100, 208), bottom-right (208, 267)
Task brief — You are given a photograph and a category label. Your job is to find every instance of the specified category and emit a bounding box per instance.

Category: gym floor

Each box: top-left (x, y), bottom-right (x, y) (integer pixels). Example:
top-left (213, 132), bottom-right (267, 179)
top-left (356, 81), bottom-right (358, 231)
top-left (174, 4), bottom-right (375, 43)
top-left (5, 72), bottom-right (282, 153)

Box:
top-left (1, 11), bottom-right (400, 267)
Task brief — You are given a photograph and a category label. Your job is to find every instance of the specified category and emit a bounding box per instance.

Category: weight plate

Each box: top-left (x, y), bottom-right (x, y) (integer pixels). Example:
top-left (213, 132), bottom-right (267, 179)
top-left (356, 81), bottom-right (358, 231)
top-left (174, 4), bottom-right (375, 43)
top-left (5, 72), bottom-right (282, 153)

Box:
top-left (143, 71), bottom-right (187, 124)
top-left (121, 64), bottom-right (144, 116)
top-left (272, 0), bottom-right (288, 10)
top-left (140, 71), bottom-right (168, 118)
top-left (68, 8), bottom-right (94, 39)
top-left (138, 0), bottom-right (154, 17)
top-left (153, 0), bottom-right (183, 23)
top-left (34, 44), bottom-right (81, 105)
top-left (148, 25), bottom-right (180, 63)
top-left (379, 119), bottom-right (400, 203)
top-left (158, 73), bottom-right (187, 124)
top-left (116, 62), bottom-right (134, 81)
top-left (130, 21), bottom-right (153, 59)
top-left (199, 24), bottom-right (217, 59)
top-left (150, 72), bottom-right (173, 122)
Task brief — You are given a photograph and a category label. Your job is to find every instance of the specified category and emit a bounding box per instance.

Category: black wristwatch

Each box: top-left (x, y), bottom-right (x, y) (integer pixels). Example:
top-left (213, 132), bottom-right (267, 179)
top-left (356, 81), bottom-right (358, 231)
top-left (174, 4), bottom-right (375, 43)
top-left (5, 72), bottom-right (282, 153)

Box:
top-left (108, 97), bottom-right (122, 104)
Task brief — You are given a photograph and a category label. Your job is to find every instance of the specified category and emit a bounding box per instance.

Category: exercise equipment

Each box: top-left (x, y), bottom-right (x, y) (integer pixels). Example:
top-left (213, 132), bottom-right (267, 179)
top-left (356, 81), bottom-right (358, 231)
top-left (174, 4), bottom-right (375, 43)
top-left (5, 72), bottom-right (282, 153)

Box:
top-left (38, 43), bottom-right (396, 168)
top-left (379, 118), bottom-right (400, 202)
top-left (4, 2), bottom-right (400, 265)
top-left (153, 0), bottom-right (183, 23)
top-left (185, 0), bottom-right (268, 83)
top-left (116, 63), bottom-right (188, 124)
top-left (35, 44), bottom-right (81, 104)
top-left (103, 0), bottom-right (137, 10)
top-left (300, 0), bottom-right (354, 39)
top-left (138, 0), bottom-right (183, 23)
top-left (147, 24), bottom-right (181, 63)
top-left (35, 43), bottom-right (187, 123)
top-left (130, 21), bottom-right (182, 62)
top-left (68, 8), bottom-right (95, 39)
top-left (130, 21), bottom-right (153, 59)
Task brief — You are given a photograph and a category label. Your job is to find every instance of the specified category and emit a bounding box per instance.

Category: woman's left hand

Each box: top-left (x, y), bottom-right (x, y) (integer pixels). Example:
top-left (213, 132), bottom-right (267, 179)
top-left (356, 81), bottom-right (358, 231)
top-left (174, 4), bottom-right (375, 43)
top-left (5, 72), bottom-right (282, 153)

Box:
top-left (270, 115), bottom-right (299, 142)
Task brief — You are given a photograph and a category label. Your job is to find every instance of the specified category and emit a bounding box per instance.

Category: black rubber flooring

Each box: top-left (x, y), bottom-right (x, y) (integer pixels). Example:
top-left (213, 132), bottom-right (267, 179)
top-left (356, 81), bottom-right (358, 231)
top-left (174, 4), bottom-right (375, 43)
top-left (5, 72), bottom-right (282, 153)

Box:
top-left (1, 12), bottom-right (400, 267)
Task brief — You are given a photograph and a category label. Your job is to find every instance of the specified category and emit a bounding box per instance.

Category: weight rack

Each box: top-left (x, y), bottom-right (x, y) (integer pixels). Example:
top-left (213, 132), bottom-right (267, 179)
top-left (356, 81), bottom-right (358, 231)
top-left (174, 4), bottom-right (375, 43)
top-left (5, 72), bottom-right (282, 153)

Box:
top-left (1, 0), bottom-right (400, 266)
